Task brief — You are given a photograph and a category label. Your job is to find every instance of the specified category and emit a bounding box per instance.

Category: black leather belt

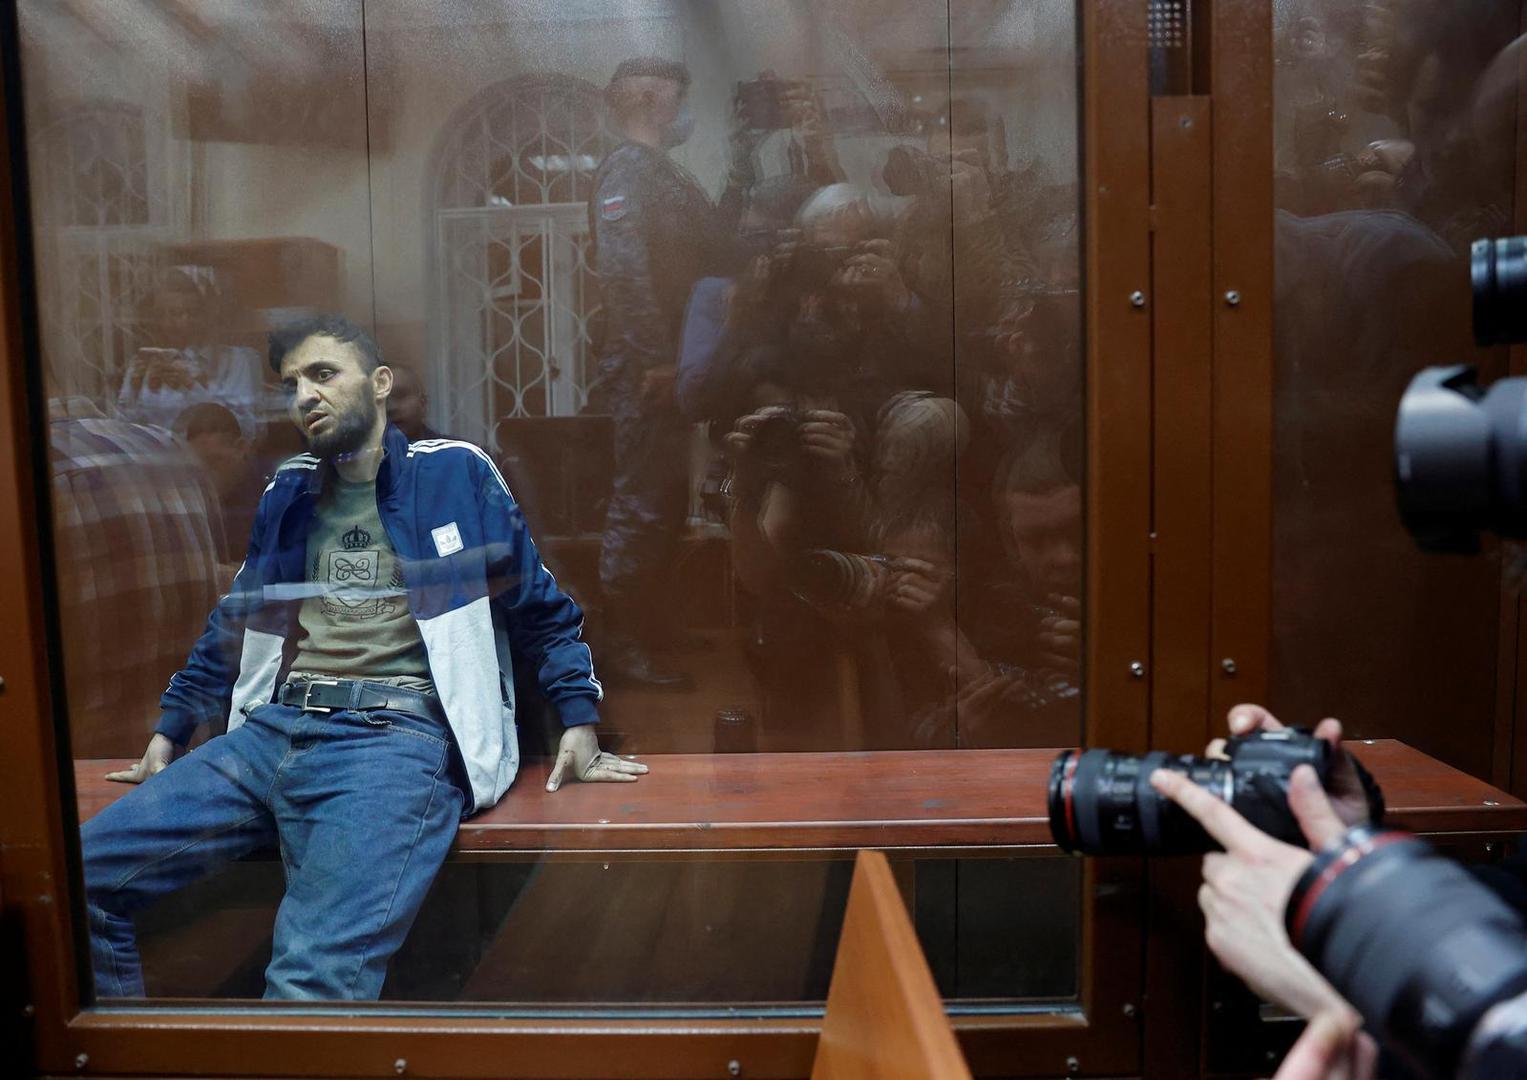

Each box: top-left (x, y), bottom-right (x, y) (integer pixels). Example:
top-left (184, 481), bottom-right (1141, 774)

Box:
top-left (277, 678), bottom-right (448, 727)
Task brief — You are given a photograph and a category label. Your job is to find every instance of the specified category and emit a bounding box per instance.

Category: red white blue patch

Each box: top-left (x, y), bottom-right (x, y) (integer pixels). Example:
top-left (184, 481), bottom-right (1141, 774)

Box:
top-left (600, 195), bottom-right (627, 221)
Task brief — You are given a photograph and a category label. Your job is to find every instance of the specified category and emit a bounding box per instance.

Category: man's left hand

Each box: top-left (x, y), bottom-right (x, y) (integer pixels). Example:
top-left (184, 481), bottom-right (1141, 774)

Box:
top-left (546, 725), bottom-right (649, 792)
top-left (1151, 764), bottom-right (1350, 1019)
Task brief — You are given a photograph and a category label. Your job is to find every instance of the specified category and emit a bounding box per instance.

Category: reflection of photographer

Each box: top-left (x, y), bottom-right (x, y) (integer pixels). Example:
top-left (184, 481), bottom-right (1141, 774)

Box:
top-left (117, 265), bottom-right (261, 440)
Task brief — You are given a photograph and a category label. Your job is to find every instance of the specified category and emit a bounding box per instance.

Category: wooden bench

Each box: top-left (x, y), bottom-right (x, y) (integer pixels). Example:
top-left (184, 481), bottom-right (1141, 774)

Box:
top-left (71, 741), bottom-right (1527, 1000)
top-left (75, 740), bottom-right (1527, 854)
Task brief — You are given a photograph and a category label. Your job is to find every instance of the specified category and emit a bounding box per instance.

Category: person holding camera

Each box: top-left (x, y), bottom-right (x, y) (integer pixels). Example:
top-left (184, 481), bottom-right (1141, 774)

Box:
top-left (1148, 703), bottom-right (1527, 1079)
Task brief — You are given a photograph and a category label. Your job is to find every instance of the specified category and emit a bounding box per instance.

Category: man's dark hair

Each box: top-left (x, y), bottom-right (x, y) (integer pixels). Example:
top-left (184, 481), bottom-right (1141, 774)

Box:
top-left (268, 314), bottom-right (383, 375)
top-left (178, 402), bottom-right (242, 441)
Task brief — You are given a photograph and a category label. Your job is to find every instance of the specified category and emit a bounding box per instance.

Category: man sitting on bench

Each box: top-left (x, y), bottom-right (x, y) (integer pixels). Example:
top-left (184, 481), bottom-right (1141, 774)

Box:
top-left (81, 314), bottom-right (646, 1000)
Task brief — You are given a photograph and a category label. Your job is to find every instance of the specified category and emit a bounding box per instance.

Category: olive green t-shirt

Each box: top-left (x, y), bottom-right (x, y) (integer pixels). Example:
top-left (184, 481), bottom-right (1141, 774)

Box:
top-left (288, 475), bottom-right (432, 688)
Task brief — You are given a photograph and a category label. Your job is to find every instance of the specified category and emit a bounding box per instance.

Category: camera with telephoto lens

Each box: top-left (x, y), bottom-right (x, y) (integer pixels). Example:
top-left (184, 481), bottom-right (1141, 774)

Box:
top-left (1394, 235), bottom-right (1527, 553)
top-left (1287, 826), bottom-right (1527, 1079)
top-left (882, 145), bottom-right (949, 199)
top-left (789, 549), bottom-right (892, 611)
top-left (1048, 729), bottom-right (1332, 856)
top-left (736, 76), bottom-right (797, 131)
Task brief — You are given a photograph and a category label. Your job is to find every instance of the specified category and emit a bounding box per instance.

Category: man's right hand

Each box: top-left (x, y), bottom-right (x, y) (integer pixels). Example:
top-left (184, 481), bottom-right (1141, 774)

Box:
top-left (105, 733), bottom-right (178, 784)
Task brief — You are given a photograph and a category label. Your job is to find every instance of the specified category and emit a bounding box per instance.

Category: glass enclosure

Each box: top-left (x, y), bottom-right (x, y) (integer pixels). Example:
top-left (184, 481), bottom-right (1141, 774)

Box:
top-left (1268, 0), bottom-right (1522, 777)
top-left (21, 1), bottom-right (1087, 1009)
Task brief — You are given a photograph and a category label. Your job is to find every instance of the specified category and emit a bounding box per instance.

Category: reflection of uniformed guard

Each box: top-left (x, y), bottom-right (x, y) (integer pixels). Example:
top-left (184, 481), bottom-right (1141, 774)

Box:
top-left (591, 57), bottom-right (747, 688)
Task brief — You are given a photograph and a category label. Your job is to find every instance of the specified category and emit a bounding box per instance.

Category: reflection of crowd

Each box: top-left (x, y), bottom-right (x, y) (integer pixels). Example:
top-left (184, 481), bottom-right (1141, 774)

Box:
top-left (49, 52), bottom-right (1087, 758)
top-left (588, 57), bottom-right (1083, 748)
top-left (1270, 0), bottom-right (1521, 736)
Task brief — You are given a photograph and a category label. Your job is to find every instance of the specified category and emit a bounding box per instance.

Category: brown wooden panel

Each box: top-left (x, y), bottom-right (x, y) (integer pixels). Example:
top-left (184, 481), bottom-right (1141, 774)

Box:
top-left (1085, 2), bottom-right (1153, 760)
top-left (1150, 95), bottom-right (1215, 754)
top-left (1080, 3), bottom-right (1155, 1071)
top-left (812, 851), bottom-right (971, 1080)
top-left (0, 6), bottom-right (83, 1070)
top-left (76, 740), bottom-right (1527, 852)
top-left (1208, 0), bottom-right (1275, 722)
top-left (1146, 94), bottom-right (1216, 1080)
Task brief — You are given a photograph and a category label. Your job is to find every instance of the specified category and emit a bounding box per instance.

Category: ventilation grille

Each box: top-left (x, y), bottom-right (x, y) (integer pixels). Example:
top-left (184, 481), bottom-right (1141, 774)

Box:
top-left (1148, 0), bottom-right (1187, 49)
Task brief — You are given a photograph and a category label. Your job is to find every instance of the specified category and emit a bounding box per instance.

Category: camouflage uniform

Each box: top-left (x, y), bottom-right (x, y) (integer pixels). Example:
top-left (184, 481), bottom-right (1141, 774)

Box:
top-left (590, 141), bottom-right (742, 604)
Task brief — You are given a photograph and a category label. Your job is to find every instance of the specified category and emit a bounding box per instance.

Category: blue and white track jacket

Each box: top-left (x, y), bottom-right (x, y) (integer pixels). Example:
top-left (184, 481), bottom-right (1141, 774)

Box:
top-left (155, 424), bottom-right (602, 813)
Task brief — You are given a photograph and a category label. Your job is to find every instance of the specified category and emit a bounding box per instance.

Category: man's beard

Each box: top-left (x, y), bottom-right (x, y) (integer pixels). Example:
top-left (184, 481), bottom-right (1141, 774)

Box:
top-left (307, 396), bottom-right (378, 459)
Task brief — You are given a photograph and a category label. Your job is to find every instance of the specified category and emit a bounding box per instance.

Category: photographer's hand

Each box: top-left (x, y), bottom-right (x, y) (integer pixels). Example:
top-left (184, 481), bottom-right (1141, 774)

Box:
top-left (887, 556), bottom-right (949, 615)
top-left (1037, 593), bottom-right (1081, 675)
top-left (1209, 705), bottom-right (1373, 830)
top-left (948, 153), bottom-right (992, 222)
top-left (839, 240), bottom-right (910, 309)
top-left (1151, 765), bottom-right (1351, 1021)
top-left (724, 405), bottom-right (792, 462)
top-left (798, 409), bottom-right (856, 483)
top-left (1271, 1010), bottom-right (1377, 1080)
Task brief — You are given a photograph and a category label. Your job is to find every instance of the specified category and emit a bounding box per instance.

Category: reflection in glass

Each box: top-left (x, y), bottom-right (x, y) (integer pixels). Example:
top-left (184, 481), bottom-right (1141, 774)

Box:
top-left (1269, 0), bottom-right (1523, 775)
top-left (24, 1), bottom-right (1083, 1007)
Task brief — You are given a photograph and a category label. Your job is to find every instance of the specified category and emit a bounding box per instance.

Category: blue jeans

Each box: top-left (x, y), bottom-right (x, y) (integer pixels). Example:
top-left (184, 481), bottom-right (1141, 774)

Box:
top-left (81, 703), bottom-right (466, 1000)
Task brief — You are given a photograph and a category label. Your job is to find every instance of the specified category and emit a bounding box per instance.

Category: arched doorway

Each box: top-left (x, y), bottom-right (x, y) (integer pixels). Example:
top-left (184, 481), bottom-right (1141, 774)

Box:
top-left (428, 74), bottom-right (617, 452)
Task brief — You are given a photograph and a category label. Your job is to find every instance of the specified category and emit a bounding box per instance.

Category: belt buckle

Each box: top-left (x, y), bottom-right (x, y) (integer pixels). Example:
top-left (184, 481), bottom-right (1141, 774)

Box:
top-left (300, 678), bottom-right (342, 713)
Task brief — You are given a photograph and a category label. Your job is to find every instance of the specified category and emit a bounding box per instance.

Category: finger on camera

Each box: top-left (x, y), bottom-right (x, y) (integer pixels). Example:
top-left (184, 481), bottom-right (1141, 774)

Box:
top-left (1200, 852), bottom-right (1232, 886)
top-left (1206, 737), bottom-right (1230, 761)
top-left (1151, 768), bottom-right (1269, 852)
top-left (1313, 717), bottom-right (1345, 746)
top-left (1289, 764), bottom-right (1347, 849)
top-left (1228, 703), bottom-right (1284, 736)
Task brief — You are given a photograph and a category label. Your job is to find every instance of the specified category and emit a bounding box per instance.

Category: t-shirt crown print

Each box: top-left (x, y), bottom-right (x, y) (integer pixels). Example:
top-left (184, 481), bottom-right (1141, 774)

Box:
top-left (313, 521), bottom-right (402, 620)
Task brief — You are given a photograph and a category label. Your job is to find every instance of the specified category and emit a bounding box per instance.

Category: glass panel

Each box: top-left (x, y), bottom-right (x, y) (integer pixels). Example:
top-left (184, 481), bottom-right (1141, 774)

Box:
top-left (1269, 1), bottom-right (1521, 776)
top-left (27, 0), bottom-right (1083, 1012)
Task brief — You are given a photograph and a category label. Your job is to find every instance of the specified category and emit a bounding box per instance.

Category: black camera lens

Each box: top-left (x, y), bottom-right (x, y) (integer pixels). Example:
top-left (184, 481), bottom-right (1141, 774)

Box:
top-left (1394, 365), bottom-right (1527, 552)
top-left (1289, 827), bottom-right (1527, 1080)
top-left (1049, 748), bottom-right (1223, 855)
top-left (1472, 236), bottom-right (1527, 348)
top-left (1048, 730), bottom-right (1331, 856)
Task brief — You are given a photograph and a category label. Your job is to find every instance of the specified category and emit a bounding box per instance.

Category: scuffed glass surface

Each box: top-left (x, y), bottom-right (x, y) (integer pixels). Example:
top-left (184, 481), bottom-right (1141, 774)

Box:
top-left (1268, 0), bottom-right (1523, 776)
top-left (24, 0), bottom-right (1083, 1009)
